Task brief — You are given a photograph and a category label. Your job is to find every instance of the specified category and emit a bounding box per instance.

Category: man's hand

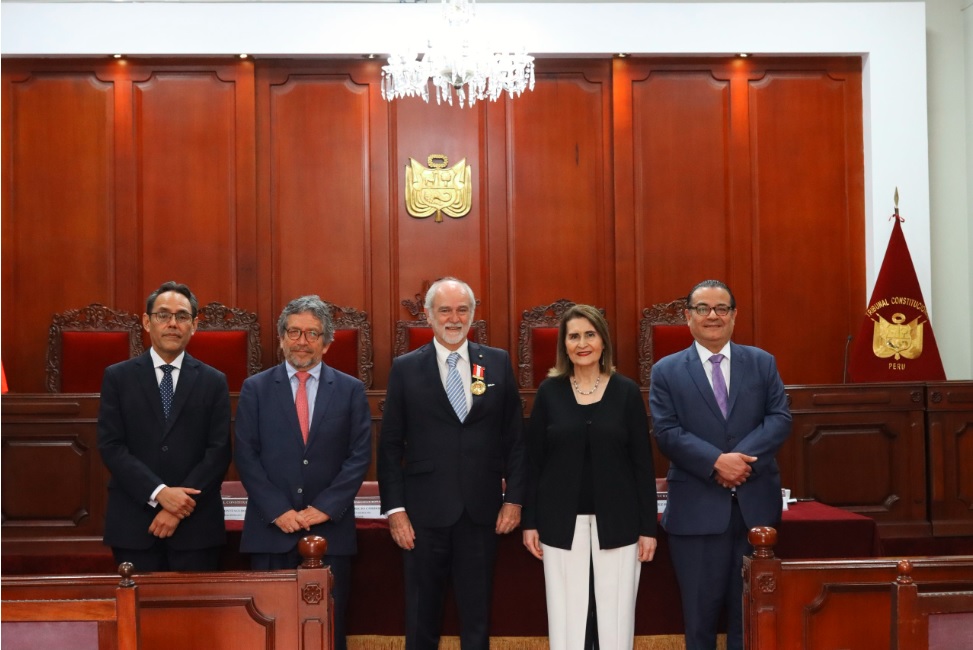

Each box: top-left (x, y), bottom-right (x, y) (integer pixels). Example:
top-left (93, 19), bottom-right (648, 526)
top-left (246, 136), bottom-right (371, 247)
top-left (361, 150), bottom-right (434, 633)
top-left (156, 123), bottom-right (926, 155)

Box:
top-left (714, 452), bottom-right (758, 488)
top-left (495, 503), bottom-right (521, 534)
top-left (388, 511), bottom-right (416, 550)
top-left (157, 486), bottom-right (201, 519)
top-left (522, 529), bottom-right (543, 560)
top-left (274, 509), bottom-right (311, 534)
top-left (638, 536), bottom-right (657, 562)
top-left (148, 510), bottom-right (180, 538)
top-left (300, 506), bottom-right (331, 526)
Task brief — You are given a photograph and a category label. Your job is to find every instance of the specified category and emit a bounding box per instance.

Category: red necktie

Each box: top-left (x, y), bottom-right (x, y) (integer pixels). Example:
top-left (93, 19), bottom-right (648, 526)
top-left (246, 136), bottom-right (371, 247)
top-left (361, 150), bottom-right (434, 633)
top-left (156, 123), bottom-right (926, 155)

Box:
top-left (296, 371), bottom-right (310, 443)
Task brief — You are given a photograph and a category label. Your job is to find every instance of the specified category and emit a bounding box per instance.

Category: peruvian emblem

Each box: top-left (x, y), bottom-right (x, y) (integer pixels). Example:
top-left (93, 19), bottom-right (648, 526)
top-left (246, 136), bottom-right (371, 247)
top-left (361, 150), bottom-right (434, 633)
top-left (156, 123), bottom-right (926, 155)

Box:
top-left (872, 312), bottom-right (924, 360)
top-left (405, 155), bottom-right (472, 223)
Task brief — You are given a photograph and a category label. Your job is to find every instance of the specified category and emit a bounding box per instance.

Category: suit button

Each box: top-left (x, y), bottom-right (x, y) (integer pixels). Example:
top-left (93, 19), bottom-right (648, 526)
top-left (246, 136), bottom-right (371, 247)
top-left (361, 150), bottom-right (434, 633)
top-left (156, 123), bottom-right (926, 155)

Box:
top-left (297, 488), bottom-right (303, 494)
top-left (303, 460), bottom-right (309, 465)
top-left (161, 446), bottom-right (168, 452)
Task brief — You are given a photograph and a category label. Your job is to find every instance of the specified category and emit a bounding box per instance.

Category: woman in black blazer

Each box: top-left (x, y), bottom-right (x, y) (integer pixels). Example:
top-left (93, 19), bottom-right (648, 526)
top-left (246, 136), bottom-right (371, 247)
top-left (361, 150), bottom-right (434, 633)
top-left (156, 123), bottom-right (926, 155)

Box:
top-left (522, 304), bottom-right (658, 650)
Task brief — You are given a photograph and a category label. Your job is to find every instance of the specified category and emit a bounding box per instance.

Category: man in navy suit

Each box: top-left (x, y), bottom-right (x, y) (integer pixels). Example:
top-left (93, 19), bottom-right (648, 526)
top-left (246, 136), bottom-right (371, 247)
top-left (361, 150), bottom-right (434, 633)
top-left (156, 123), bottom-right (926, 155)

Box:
top-left (98, 281), bottom-right (231, 572)
top-left (649, 279), bottom-right (792, 650)
top-left (234, 295), bottom-right (371, 650)
top-left (377, 277), bottom-right (527, 650)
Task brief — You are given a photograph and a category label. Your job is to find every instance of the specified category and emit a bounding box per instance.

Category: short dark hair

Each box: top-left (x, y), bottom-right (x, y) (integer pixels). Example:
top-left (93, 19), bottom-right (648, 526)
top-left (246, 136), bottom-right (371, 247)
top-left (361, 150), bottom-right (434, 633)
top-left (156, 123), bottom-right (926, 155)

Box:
top-left (146, 281), bottom-right (199, 318)
top-left (277, 295), bottom-right (335, 345)
top-left (687, 280), bottom-right (736, 310)
top-left (548, 304), bottom-right (615, 378)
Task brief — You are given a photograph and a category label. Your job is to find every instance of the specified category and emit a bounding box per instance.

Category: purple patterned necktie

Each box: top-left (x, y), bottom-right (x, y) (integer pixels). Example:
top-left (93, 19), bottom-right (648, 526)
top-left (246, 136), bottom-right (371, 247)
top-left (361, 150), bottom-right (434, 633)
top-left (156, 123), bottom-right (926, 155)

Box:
top-left (710, 354), bottom-right (728, 418)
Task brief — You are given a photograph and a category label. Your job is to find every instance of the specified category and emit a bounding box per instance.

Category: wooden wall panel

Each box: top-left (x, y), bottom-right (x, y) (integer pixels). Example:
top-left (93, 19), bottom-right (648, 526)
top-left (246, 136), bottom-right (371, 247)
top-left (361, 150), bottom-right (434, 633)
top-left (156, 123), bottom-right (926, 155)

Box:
top-left (629, 66), bottom-right (732, 301)
top-left (506, 61), bottom-right (616, 361)
top-left (748, 60), bottom-right (865, 385)
top-left (264, 71), bottom-right (372, 310)
top-left (1, 69), bottom-right (116, 392)
top-left (926, 382), bottom-right (973, 536)
top-left (132, 67), bottom-right (252, 309)
top-left (2, 56), bottom-right (865, 391)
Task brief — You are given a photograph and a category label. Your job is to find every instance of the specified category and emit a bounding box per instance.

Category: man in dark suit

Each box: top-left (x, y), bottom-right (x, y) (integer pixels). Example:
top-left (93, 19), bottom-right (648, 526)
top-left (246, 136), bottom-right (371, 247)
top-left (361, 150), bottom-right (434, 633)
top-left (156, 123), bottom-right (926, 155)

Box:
top-left (234, 295), bottom-right (371, 650)
top-left (377, 277), bottom-right (527, 650)
top-left (98, 281), bottom-right (231, 572)
top-left (649, 279), bottom-right (792, 650)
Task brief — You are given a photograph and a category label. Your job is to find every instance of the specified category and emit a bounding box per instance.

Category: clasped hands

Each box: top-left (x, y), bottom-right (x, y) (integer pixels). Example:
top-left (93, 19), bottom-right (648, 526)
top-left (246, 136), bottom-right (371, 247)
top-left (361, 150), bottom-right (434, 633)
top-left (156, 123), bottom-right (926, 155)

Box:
top-left (275, 506), bottom-right (330, 534)
top-left (150, 486), bottom-right (200, 538)
top-left (714, 452), bottom-right (758, 489)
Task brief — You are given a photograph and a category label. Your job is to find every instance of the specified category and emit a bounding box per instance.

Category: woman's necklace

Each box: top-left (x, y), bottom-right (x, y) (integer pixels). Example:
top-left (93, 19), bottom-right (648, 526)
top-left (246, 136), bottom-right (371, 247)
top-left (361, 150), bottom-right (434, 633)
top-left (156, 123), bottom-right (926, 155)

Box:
top-left (572, 374), bottom-right (602, 396)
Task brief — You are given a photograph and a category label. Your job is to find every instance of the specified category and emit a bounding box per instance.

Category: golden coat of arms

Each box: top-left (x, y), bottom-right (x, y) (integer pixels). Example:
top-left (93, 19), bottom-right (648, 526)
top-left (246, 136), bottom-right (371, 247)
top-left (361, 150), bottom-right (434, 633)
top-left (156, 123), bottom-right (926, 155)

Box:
top-left (405, 155), bottom-right (472, 223)
top-left (872, 312), bottom-right (924, 360)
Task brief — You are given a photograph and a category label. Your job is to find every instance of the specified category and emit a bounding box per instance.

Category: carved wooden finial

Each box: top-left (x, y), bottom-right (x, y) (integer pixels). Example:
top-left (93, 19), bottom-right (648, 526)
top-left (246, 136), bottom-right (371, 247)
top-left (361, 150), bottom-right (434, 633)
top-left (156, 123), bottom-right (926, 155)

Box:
top-left (299, 535), bottom-right (328, 569)
top-left (896, 558), bottom-right (914, 585)
top-left (117, 561), bottom-right (136, 587)
top-left (748, 526), bottom-right (778, 559)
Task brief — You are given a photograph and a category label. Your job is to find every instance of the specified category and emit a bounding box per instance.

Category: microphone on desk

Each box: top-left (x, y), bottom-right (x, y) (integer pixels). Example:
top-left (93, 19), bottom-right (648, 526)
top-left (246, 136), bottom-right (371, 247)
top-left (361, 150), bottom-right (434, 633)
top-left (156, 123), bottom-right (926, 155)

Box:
top-left (842, 334), bottom-right (853, 383)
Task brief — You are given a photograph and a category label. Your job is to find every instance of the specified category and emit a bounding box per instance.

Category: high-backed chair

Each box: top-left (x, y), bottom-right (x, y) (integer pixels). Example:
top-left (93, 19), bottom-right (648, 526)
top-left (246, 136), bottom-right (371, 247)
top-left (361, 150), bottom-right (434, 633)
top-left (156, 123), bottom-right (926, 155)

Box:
top-left (186, 302), bottom-right (262, 392)
top-left (518, 299), bottom-right (606, 389)
top-left (393, 292), bottom-right (487, 357)
top-left (638, 298), bottom-right (693, 386)
top-left (45, 304), bottom-right (144, 393)
top-left (323, 302), bottom-right (374, 389)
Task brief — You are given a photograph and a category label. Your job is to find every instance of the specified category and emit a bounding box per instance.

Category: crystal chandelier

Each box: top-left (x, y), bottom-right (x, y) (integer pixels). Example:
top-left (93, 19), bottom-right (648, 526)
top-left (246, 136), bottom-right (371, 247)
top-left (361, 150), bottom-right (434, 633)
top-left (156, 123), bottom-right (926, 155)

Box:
top-left (382, 0), bottom-right (535, 108)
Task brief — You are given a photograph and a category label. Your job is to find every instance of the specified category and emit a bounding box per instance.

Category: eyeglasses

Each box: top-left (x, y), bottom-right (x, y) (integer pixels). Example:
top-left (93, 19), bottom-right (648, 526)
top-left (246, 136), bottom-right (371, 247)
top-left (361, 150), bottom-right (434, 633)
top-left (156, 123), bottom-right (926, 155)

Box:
top-left (149, 311), bottom-right (194, 324)
top-left (284, 328), bottom-right (324, 342)
top-left (689, 304), bottom-right (734, 317)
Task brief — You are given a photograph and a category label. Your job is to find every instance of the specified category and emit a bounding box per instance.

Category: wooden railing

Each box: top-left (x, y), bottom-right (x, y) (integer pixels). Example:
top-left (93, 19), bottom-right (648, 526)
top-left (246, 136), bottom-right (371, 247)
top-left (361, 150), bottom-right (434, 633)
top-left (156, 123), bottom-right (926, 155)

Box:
top-left (743, 527), bottom-right (973, 650)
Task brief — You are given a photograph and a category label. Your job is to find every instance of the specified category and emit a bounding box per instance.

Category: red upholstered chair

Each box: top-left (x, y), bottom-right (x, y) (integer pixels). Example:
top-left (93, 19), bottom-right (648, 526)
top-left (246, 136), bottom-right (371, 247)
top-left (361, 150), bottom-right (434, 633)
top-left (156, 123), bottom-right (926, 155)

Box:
top-left (45, 304), bottom-right (144, 392)
top-left (518, 299), bottom-right (605, 388)
top-left (393, 292), bottom-right (487, 357)
top-left (323, 302), bottom-right (373, 388)
top-left (186, 303), bottom-right (262, 392)
top-left (638, 298), bottom-right (694, 386)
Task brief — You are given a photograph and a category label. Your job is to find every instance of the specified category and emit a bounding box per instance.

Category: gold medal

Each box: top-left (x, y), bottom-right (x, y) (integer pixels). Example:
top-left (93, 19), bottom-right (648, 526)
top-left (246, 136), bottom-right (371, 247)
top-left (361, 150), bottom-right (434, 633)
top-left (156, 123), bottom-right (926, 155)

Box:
top-left (471, 364), bottom-right (486, 395)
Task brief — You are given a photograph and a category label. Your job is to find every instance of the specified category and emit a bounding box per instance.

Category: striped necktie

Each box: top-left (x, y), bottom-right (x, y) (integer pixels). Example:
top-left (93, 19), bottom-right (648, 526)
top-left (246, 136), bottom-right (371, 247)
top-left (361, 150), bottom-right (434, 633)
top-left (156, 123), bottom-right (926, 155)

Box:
top-left (445, 352), bottom-right (467, 422)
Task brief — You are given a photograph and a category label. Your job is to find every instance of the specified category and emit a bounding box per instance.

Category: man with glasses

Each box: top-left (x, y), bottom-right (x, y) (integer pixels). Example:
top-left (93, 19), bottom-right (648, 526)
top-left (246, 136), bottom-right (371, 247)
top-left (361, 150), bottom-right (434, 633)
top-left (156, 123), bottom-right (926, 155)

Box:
top-left (98, 281), bottom-right (232, 571)
top-left (234, 295), bottom-right (371, 650)
top-left (649, 280), bottom-right (791, 650)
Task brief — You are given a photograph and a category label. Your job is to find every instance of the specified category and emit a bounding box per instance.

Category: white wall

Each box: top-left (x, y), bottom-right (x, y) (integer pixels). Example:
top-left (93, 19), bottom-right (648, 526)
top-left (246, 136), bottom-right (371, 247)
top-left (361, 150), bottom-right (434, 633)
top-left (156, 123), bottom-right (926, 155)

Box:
top-left (2, 1), bottom-right (969, 378)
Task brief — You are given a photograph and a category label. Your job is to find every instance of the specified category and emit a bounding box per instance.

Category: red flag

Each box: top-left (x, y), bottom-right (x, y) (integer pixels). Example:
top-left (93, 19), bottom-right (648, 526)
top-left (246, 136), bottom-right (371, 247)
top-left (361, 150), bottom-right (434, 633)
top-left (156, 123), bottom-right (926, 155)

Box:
top-left (848, 212), bottom-right (946, 382)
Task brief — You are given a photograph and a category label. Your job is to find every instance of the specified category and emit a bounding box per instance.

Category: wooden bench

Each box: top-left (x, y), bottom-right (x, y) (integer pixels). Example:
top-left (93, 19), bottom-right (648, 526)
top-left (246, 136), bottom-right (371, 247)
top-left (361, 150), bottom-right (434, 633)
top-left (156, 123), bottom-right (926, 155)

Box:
top-left (892, 558), bottom-right (973, 649)
top-left (1, 536), bottom-right (334, 650)
top-left (743, 526), bottom-right (973, 650)
top-left (3, 562), bottom-right (140, 650)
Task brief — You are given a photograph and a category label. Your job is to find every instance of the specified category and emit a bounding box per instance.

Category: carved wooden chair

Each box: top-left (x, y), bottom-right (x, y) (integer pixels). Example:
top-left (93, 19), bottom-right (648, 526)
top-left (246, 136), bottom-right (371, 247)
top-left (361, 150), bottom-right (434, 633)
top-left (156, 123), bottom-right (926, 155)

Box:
top-left (518, 299), bottom-right (606, 389)
top-left (638, 298), bottom-right (693, 386)
top-left (45, 304), bottom-right (144, 393)
top-left (322, 302), bottom-right (374, 389)
top-left (891, 559), bottom-right (973, 650)
top-left (187, 302), bottom-right (262, 391)
top-left (393, 292), bottom-right (487, 357)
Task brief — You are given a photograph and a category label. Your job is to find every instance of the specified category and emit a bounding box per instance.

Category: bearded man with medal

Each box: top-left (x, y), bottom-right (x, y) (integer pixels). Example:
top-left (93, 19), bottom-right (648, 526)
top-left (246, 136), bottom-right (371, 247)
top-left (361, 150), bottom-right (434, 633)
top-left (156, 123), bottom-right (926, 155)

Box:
top-left (377, 277), bottom-right (527, 650)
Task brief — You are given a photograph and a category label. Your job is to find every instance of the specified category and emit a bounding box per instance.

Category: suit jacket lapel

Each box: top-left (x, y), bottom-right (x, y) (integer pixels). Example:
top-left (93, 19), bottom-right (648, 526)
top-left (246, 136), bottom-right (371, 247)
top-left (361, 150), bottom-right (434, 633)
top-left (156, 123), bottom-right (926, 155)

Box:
top-left (684, 346), bottom-right (726, 421)
top-left (418, 344), bottom-right (458, 419)
top-left (726, 342), bottom-right (745, 418)
top-left (163, 353), bottom-right (199, 435)
top-left (305, 364), bottom-right (336, 447)
top-left (134, 352), bottom-right (167, 426)
top-left (272, 364), bottom-right (306, 449)
top-left (466, 342), bottom-right (486, 418)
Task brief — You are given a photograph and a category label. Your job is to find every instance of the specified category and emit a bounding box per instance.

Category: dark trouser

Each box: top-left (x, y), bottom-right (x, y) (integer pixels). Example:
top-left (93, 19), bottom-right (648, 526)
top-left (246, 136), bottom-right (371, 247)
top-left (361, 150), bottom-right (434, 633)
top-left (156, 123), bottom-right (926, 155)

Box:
top-left (668, 499), bottom-right (751, 650)
top-left (404, 511), bottom-right (498, 650)
top-left (112, 542), bottom-right (222, 572)
top-left (250, 549), bottom-right (352, 650)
